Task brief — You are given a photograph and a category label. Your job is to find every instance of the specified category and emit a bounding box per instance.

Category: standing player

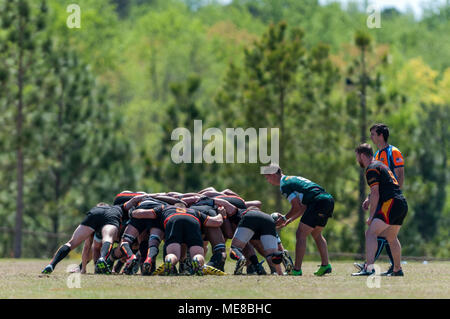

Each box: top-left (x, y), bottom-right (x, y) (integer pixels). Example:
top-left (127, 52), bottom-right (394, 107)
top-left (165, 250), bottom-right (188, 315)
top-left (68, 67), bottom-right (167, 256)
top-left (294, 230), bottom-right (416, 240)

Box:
top-left (263, 164), bottom-right (334, 276)
top-left (355, 124), bottom-right (405, 275)
top-left (353, 144), bottom-right (408, 276)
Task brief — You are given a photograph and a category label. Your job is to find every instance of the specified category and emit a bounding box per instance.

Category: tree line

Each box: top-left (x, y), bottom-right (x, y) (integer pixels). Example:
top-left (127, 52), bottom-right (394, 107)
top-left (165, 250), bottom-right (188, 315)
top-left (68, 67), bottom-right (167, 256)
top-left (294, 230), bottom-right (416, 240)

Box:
top-left (0, 0), bottom-right (448, 258)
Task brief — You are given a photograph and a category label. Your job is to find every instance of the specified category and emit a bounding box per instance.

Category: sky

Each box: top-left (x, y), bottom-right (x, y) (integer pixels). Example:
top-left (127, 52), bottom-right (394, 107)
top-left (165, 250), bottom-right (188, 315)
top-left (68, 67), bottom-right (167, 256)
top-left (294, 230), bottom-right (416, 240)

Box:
top-left (318, 0), bottom-right (446, 19)
top-left (216, 0), bottom-right (447, 19)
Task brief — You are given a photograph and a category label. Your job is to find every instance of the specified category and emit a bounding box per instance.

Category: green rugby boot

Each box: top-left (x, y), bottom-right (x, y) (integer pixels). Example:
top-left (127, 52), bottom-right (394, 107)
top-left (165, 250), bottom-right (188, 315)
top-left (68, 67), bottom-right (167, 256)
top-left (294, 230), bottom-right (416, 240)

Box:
top-left (314, 264), bottom-right (332, 276)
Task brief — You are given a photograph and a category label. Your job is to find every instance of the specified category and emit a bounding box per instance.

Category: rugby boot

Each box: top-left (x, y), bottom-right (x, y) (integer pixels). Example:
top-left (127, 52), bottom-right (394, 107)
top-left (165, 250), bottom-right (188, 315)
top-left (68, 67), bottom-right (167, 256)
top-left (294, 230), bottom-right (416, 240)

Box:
top-left (387, 269), bottom-right (404, 277)
top-left (281, 250), bottom-right (294, 273)
top-left (256, 260), bottom-right (267, 275)
top-left (152, 263), bottom-right (165, 276)
top-left (163, 260), bottom-right (176, 276)
top-left (191, 258), bottom-right (204, 276)
top-left (380, 264), bottom-right (394, 276)
top-left (122, 254), bottom-right (138, 275)
top-left (41, 264), bottom-right (54, 274)
top-left (314, 264), bottom-right (332, 276)
top-left (351, 268), bottom-right (375, 276)
top-left (203, 264), bottom-right (228, 276)
top-left (113, 260), bottom-right (125, 274)
top-left (234, 256), bottom-right (246, 275)
top-left (290, 269), bottom-right (302, 276)
top-left (353, 262), bottom-right (366, 272)
top-left (95, 257), bottom-right (111, 275)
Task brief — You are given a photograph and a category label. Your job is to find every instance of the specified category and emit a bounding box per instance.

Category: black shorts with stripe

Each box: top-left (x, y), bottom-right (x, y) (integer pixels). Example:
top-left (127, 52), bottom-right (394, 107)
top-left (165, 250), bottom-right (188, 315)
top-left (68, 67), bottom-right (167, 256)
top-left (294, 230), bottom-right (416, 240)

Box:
top-left (374, 196), bottom-right (408, 225)
top-left (80, 206), bottom-right (122, 232)
top-left (128, 218), bottom-right (162, 234)
top-left (238, 210), bottom-right (277, 239)
top-left (300, 194), bottom-right (334, 228)
top-left (164, 214), bottom-right (204, 248)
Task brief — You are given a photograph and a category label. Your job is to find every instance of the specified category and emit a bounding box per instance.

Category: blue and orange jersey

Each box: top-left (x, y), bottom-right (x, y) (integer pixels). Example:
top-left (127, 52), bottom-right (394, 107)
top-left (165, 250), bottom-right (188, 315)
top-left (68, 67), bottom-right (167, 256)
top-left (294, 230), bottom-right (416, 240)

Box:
top-left (374, 145), bottom-right (404, 179)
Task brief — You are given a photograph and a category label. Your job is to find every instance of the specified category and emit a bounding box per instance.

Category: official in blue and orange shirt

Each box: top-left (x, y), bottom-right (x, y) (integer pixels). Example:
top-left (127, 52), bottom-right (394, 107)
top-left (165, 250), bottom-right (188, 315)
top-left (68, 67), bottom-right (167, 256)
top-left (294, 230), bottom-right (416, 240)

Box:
top-left (370, 124), bottom-right (404, 188)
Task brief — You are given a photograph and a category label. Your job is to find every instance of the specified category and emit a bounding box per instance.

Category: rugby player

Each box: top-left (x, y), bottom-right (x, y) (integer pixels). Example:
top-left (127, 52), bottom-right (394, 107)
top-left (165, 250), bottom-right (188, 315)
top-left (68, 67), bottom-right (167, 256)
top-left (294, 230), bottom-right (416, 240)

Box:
top-left (109, 192), bottom-right (183, 275)
top-left (228, 206), bottom-right (284, 275)
top-left (263, 164), bottom-right (334, 276)
top-left (184, 192), bottom-right (268, 274)
top-left (41, 202), bottom-right (126, 274)
top-left (355, 124), bottom-right (405, 275)
top-left (353, 144), bottom-right (408, 276)
top-left (130, 203), bottom-right (225, 275)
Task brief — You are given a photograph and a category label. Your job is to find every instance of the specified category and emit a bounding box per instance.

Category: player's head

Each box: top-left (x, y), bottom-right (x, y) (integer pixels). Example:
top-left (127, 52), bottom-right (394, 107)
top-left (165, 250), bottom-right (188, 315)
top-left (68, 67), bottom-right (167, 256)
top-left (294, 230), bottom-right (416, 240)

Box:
top-left (370, 123), bottom-right (389, 144)
top-left (113, 191), bottom-right (145, 205)
top-left (262, 163), bottom-right (282, 186)
top-left (355, 143), bottom-right (374, 168)
top-left (174, 202), bottom-right (187, 208)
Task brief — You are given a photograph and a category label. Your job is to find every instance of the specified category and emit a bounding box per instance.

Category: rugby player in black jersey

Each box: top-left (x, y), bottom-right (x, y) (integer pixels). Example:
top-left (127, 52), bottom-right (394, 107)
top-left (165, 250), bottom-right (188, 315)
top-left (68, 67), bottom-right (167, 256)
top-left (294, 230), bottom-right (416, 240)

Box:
top-left (182, 192), bottom-right (268, 274)
top-left (228, 206), bottom-right (284, 275)
top-left (108, 192), bottom-right (186, 275)
top-left (41, 200), bottom-right (131, 275)
top-left (130, 203), bottom-right (225, 275)
top-left (353, 144), bottom-right (408, 276)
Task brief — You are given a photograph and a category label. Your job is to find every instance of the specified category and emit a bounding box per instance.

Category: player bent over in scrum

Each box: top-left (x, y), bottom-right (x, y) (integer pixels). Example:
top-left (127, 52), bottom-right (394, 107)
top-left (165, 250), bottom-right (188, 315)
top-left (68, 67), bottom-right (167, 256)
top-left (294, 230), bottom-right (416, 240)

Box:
top-left (229, 207), bottom-right (284, 276)
top-left (42, 203), bottom-right (124, 274)
top-left (131, 203), bottom-right (225, 275)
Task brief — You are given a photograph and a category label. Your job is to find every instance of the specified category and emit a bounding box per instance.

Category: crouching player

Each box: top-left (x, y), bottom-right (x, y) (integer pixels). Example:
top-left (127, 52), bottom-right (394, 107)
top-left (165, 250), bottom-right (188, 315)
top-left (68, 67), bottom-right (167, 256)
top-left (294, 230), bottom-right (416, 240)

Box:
top-left (228, 207), bottom-right (284, 276)
top-left (131, 203), bottom-right (226, 275)
top-left (42, 202), bottom-right (125, 274)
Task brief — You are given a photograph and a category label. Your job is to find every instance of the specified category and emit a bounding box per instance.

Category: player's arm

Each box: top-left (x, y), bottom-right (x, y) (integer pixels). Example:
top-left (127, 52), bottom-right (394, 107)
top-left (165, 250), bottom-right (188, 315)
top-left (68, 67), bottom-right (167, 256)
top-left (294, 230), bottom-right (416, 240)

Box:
top-left (283, 197), bottom-right (306, 226)
top-left (368, 184), bottom-right (380, 225)
top-left (129, 208), bottom-right (158, 219)
top-left (198, 187), bottom-right (217, 194)
top-left (123, 194), bottom-right (149, 211)
top-left (153, 194), bottom-right (187, 205)
top-left (213, 198), bottom-right (238, 216)
top-left (203, 214), bottom-right (223, 228)
top-left (394, 167), bottom-right (404, 189)
top-left (245, 200), bottom-right (262, 208)
top-left (81, 234), bottom-right (94, 274)
top-left (181, 195), bottom-right (201, 206)
top-left (392, 149), bottom-right (405, 188)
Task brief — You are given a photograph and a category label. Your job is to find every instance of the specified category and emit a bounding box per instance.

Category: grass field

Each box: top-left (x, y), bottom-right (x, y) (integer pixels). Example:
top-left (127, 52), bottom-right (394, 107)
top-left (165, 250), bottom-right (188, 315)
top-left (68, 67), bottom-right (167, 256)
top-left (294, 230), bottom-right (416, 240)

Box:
top-left (0, 259), bottom-right (448, 299)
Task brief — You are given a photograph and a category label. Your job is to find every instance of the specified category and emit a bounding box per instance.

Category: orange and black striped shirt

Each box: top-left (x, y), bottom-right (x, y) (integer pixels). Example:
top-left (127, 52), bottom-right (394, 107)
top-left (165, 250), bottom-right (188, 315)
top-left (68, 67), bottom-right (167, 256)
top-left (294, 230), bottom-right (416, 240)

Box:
top-left (366, 161), bottom-right (403, 203)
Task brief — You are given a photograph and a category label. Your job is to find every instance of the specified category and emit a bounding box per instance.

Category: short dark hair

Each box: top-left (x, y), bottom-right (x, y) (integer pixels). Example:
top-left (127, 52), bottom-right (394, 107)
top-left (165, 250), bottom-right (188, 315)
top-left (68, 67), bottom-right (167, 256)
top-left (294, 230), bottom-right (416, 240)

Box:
top-left (355, 143), bottom-right (374, 158)
top-left (370, 123), bottom-right (389, 142)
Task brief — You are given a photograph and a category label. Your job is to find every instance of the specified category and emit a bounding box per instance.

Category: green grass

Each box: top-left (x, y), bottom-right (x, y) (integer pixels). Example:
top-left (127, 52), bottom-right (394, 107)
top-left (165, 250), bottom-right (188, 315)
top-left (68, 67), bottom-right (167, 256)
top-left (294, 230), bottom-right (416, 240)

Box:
top-left (0, 259), bottom-right (448, 299)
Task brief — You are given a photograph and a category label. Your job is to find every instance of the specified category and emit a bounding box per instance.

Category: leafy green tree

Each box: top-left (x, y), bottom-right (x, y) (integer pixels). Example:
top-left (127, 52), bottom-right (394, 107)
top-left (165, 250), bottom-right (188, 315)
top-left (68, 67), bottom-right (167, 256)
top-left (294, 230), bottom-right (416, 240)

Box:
top-left (0, 0), bottom-right (49, 258)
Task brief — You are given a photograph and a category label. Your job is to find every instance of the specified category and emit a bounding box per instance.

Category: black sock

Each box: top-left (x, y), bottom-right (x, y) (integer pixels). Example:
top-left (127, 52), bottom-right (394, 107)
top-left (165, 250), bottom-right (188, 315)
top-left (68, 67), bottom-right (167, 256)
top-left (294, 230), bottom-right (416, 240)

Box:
top-left (139, 240), bottom-right (149, 261)
top-left (230, 246), bottom-right (244, 261)
top-left (148, 246), bottom-right (159, 260)
top-left (120, 242), bottom-right (134, 259)
top-left (100, 241), bottom-right (113, 259)
top-left (50, 244), bottom-right (71, 268)
top-left (249, 254), bottom-right (259, 265)
top-left (385, 242), bottom-right (394, 265)
top-left (374, 237), bottom-right (387, 262)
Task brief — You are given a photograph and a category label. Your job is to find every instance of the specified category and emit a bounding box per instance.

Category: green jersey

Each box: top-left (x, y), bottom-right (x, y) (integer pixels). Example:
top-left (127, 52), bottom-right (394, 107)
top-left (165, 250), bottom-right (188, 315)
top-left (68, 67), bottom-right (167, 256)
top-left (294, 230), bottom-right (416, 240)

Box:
top-left (280, 175), bottom-right (330, 205)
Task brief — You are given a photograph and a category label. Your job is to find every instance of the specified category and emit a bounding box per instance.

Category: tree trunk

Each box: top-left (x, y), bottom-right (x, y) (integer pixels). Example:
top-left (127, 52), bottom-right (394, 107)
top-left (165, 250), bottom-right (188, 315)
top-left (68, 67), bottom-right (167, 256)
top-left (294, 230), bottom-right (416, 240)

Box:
top-left (14, 15), bottom-right (25, 258)
top-left (357, 47), bottom-right (368, 254)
